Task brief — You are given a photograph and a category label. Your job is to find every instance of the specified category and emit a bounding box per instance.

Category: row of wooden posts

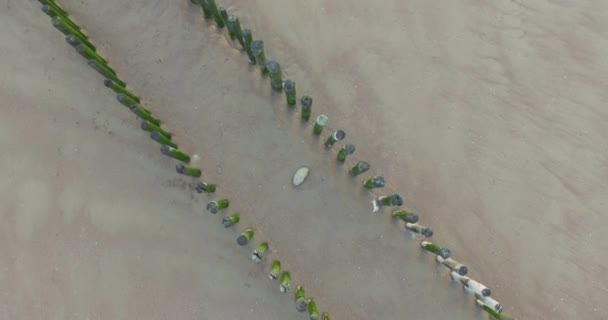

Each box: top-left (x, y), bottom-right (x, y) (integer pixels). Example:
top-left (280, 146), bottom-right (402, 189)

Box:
top-left (40, 0), bottom-right (331, 318)
top-left (38, 0), bottom-right (512, 318)
top-left (189, 0), bottom-right (515, 319)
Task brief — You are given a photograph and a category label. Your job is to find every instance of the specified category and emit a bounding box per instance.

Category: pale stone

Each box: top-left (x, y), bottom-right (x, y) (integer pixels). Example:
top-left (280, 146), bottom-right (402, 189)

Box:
top-left (292, 167), bottom-right (309, 186)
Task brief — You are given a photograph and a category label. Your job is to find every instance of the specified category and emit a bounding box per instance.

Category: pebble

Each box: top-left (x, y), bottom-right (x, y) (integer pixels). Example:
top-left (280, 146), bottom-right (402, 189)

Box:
top-left (293, 167), bottom-right (309, 186)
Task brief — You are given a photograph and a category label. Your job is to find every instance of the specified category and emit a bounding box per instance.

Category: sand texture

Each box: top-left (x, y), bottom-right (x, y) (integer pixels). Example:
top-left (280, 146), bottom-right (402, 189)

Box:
top-left (1, 0), bottom-right (607, 319)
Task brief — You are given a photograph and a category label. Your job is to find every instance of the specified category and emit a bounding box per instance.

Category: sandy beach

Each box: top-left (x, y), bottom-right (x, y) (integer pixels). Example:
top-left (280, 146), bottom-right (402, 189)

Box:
top-left (1, 0), bottom-right (607, 319)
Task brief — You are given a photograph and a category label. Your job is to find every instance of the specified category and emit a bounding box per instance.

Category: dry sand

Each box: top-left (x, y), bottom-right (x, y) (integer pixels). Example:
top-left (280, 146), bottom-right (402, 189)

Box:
top-left (1, 0), bottom-right (607, 319)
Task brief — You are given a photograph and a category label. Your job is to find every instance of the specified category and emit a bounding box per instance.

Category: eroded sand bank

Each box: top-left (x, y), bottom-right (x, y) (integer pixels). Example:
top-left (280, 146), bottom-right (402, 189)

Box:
top-left (1, 0), bottom-right (607, 319)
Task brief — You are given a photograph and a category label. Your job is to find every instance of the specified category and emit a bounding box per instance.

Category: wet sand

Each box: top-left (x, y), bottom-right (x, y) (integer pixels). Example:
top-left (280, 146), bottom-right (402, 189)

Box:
top-left (1, 0), bottom-right (607, 319)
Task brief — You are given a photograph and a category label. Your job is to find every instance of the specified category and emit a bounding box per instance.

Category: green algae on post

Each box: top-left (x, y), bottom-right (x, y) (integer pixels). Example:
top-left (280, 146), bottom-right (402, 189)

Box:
top-left (116, 93), bottom-right (137, 108)
top-left (476, 299), bottom-right (512, 320)
top-left (251, 40), bottom-right (268, 73)
top-left (251, 242), bottom-right (269, 262)
top-left (420, 240), bottom-right (452, 259)
top-left (42, 5), bottom-right (79, 31)
top-left (222, 214), bottom-right (239, 228)
top-left (160, 145), bottom-right (191, 163)
top-left (237, 228), bottom-right (254, 246)
top-left (380, 194), bottom-right (403, 206)
top-left (65, 35), bottom-right (83, 48)
top-left (404, 222), bottom-right (433, 238)
top-left (141, 121), bottom-right (172, 139)
top-left (206, 0), bottom-right (223, 28)
top-left (436, 256), bottom-right (468, 276)
top-left (228, 16), bottom-right (245, 48)
top-left (224, 14), bottom-right (237, 40)
top-left (349, 160), bottom-right (369, 176)
top-left (325, 130), bottom-right (346, 148)
top-left (53, 17), bottom-right (95, 52)
top-left (51, 16), bottom-right (86, 38)
top-left (87, 60), bottom-right (124, 87)
top-left (198, 0), bottom-right (214, 19)
top-left (194, 181), bottom-right (217, 193)
top-left (283, 80), bottom-right (297, 106)
top-left (104, 80), bottom-right (140, 103)
top-left (266, 60), bottom-right (283, 91)
top-left (294, 286), bottom-right (307, 312)
top-left (176, 164), bottom-right (202, 178)
top-left (300, 96), bottom-right (313, 121)
top-left (128, 104), bottom-right (152, 118)
top-left (279, 272), bottom-right (291, 293)
top-left (75, 44), bottom-right (109, 67)
top-left (39, 0), bottom-right (69, 18)
top-left (363, 176), bottom-right (385, 189)
top-left (207, 199), bottom-right (230, 214)
top-left (477, 296), bottom-right (503, 314)
top-left (242, 29), bottom-right (256, 64)
top-left (131, 105), bottom-right (160, 126)
top-left (392, 210), bottom-right (418, 223)
top-left (307, 298), bottom-right (320, 320)
top-left (269, 261), bottom-right (281, 280)
top-left (372, 194), bottom-right (403, 212)
top-left (337, 144), bottom-right (356, 162)
top-left (313, 115), bottom-right (328, 135)
top-left (150, 131), bottom-right (177, 148)
top-left (219, 7), bottom-right (229, 30)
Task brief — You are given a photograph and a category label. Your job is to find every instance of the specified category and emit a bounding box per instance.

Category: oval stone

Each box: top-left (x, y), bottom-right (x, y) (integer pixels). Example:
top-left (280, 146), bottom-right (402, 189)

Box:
top-left (292, 167), bottom-right (309, 186)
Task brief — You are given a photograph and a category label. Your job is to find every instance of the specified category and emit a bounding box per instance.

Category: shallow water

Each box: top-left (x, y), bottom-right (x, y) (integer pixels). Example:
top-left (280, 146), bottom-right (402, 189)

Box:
top-left (1, 0), bottom-right (607, 319)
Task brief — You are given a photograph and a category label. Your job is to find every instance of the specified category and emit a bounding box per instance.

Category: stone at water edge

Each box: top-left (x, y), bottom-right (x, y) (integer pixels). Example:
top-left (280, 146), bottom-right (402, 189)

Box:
top-left (293, 167), bottom-right (309, 186)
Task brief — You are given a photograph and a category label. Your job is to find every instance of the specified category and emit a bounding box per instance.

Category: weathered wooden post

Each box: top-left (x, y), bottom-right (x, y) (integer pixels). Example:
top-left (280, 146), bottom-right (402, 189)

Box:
top-left (307, 298), bottom-right (320, 320)
top-left (76, 45), bottom-right (111, 72)
top-left (150, 131), bottom-right (177, 148)
top-left (476, 299), bottom-right (512, 320)
top-left (87, 60), bottom-right (124, 87)
top-left (363, 176), bottom-right (385, 189)
top-left (269, 261), bottom-right (281, 280)
top-left (141, 121), bottom-right (172, 140)
top-left (160, 146), bottom-right (191, 163)
top-left (283, 80), bottom-right (297, 106)
top-left (392, 210), bottom-right (418, 223)
top-left (207, 199), bottom-right (230, 213)
top-left (194, 181), bottom-right (217, 193)
top-left (104, 80), bottom-right (139, 103)
top-left (404, 223), bottom-right (433, 238)
top-left (294, 286), bottom-right (307, 312)
top-left (222, 214), bottom-right (239, 228)
top-left (52, 17), bottom-right (94, 51)
top-left (325, 130), bottom-right (345, 148)
top-left (349, 160), bottom-right (369, 176)
top-left (228, 16), bottom-right (245, 48)
top-left (337, 144), bottom-right (355, 162)
top-left (237, 228), bottom-right (255, 246)
top-left (242, 29), bottom-right (256, 64)
top-left (176, 164), bottom-right (202, 178)
top-left (420, 241), bottom-right (452, 259)
top-left (279, 272), bottom-right (291, 293)
top-left (300, 96), bottom-right (313, 121)
top-left (372, 193), bottom-right (403, 212)
top-left (131, 105), bottom-right (160, 126)
top-left (251, 242), bottom-right (269, 262)
top-left (266, 60), bottom-right (283, 91)
top-left (251, 40), bottom-right (267, 73)
top-left (313, 115), bottom-right (328, 135)
top-left (436, 256), bottom-right (468, 276)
